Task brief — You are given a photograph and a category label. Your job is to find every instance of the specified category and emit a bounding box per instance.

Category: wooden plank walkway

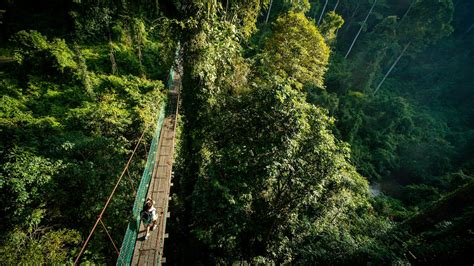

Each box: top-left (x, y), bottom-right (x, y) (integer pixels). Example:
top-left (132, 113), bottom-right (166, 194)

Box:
top-left (131, 69), bottom-right (180, 265)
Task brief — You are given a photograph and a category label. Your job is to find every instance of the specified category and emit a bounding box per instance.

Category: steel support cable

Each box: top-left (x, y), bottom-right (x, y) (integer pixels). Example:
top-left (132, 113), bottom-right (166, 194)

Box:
top-left (99, 219), bottom-right (120, 256)
top-left (74, 127), bottom-right (148, 265)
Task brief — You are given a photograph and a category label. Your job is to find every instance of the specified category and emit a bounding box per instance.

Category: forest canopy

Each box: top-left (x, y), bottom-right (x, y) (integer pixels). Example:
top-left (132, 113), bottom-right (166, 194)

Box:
top-left (0, 0), bottom-right (473, 264)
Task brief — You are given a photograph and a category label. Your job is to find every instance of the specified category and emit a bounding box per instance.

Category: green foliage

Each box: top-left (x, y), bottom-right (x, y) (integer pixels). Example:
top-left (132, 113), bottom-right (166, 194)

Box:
top-left (0, 147), bottom-right (63, 222)
top-left (106, 17), bottom-right (177, 79)
top-left (0, 225), bottom-right (81, 265)
top-left (184, 19), bottom-right (250, 98)
top-left (172, 1), bottom-right (473, 263)
top-left (68, 95), bottom-right (132, 136)
top-left (0, 207), bottom-right (80, 264)
top-left (1, 0), bottom-right (473, 264)
top-left (402, 180), bottom-right (474, 264)
top-left (1, 13), bottom-right (168, 263)
top-left (309, 87), bottom-right (456, 183)
top-left (398, 0), bottom-right (454, 50)
top-left (261, 12), bottom-right (330, 89)
top-left (286, 0), bottom-right (311, 13)
top-left (12, 30), bottom-right (77, 76)
top-left (224, 0), bottom-right (263, 40)
top-left (110, 42), bottom-right (143, 75)
top-left (185, 81), bottom-right (378, 262)
top-left (336, 0), bottom-right (454, 91)
top-left (70, 6), bottom-right (113, 42)
top-left (174, 4), bottom-right (391, 262)
top-left (263, 0), bottom-right (311, 23)
top-left (319, 11), bottom-right (344, 43)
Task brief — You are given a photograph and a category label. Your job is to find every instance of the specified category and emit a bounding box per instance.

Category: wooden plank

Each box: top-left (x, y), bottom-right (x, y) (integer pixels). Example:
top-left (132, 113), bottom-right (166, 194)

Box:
top-left (131, 71), bottom-right (180, 265)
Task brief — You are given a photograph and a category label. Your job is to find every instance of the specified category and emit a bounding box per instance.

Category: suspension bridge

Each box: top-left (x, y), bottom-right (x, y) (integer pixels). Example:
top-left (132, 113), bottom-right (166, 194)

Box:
top-left (74, 51), bottom-right (181, 265)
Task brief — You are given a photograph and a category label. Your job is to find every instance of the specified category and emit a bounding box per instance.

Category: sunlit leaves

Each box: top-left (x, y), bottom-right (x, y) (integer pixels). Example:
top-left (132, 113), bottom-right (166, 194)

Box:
top-left (262, 12), bottom-right (330, 89)
top-left (12, 31), bottom-right (78, 75)
top-left (0, 225), bottom-right (81, 265)
top-left (186, 80), bottom-right (372, 262)
top-left (319, 11), bottom-right (344, 43)
top-left (0, 147), bottom-right (63, 220)
top-left (1, 28), bottom-right (167, 264)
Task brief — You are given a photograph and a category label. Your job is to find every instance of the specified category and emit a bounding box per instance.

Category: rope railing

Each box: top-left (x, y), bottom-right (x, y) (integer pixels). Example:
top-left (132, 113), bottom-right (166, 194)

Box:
top-left (100, 219), bottom-right (120, 256)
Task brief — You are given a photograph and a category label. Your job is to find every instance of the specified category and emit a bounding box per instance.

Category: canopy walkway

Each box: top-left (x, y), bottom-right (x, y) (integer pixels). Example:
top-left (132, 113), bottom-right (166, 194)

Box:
top-left (131, 73), bottom-right (179, 265)
top-left (117, 64), bottom-right (181, 265)
top-left (74, 50), bottom-right (181, 265)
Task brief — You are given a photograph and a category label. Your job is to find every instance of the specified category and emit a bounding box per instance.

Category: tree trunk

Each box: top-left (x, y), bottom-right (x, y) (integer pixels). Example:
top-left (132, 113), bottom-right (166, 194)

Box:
top-left (317, 0), bottom-right (329, 26)
top-left (265, 0), bottom-right (273, 24)
top-left (73, 43), bottom-right (93, 97)
top-left (373, 41), bottom-right (411, 94)
top-left (155, 0), bottom-right (160, 16)
top-left (343, 0), bottom-right (361, 34)
top-left (137, 41), bottom-right (144, 76)
top-left (333, 0), bottom-right (340, 12)
top-left (110, 44), bottom-right (117, 75)
top-left (397, 0), bottom-right (415, 27)
top-left (344, 0), bottom-right (378, 59)
top-left (107, 23), bottom-right (117, 75)
top-left (332, 0), bottom-right (341, 37)
top-left (462, 23), bottom-right (474, 39)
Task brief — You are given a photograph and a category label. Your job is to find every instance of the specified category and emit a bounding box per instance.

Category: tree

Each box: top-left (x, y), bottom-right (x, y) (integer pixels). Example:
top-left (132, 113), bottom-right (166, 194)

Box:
top-left (332, 0), bottom-right (340, 12)
top-left (174, 3), bottom-right (382, 262)
top-left (319, 11), bottom-right (344, 43)
top-left (12, 30), bottom-right (78, 77)
top-left (317, 0), bottom-right (329, 25)
top-left (374, 0), bottom-right (454, 92)
top-left (373, 41), bottom-right (410, 94)
top-left (0, 147), bottom-right (63, 224)
top-left (261, 12), bottom-right (330, 89)
top-left (400, 179), bottom-right (474, 264)
top-left (265, 0), bottom-right (274, 23)
top-left (188, 83), bottom-right (373, 262)
top-left (0, 209), bottom-right (81, 265)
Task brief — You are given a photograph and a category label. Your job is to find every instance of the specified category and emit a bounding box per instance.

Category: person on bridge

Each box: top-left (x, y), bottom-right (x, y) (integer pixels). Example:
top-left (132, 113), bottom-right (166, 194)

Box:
top-left (141, 198), bottom-right (158, 240)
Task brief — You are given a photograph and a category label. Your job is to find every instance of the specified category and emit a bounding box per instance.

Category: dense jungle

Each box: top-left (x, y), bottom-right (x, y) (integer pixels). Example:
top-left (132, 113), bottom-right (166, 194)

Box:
top-left (0, 0), bottom-right (473, 264)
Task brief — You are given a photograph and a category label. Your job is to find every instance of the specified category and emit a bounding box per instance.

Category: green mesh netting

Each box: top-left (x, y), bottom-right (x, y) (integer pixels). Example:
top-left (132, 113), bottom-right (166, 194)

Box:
top-left (117, 44), bottom-right (179, 265)
top-left (116, 67), bottom-right (175, 265)
top-left (116, 103), bottom-right (165, 266)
